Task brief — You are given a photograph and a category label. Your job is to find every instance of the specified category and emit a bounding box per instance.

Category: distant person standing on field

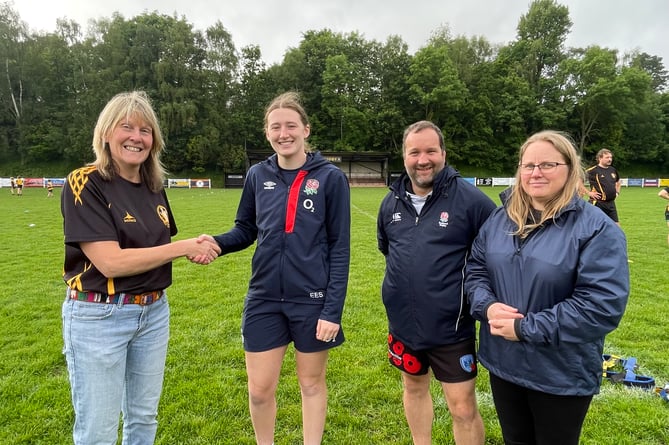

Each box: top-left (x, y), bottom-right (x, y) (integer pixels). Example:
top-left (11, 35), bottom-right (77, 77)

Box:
top-left (9, 176), bottom-right (15, 195)
top-left (16, 176), bottom-right (23, 196)
top-left (659, 186), bottom-right (669, 247)
top-left (581, 149), bottom-right (620, 225)
top-left (47, 180), bottom-right (54, 198)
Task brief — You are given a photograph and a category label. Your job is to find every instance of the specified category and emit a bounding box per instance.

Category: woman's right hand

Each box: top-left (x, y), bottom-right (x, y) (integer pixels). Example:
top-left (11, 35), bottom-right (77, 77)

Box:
top-left (186, 235), bottom-right (221, 265)
top-left (486, 302), bottom-right (524, 321)
top-left (487, 303), bottom-right (524, 341)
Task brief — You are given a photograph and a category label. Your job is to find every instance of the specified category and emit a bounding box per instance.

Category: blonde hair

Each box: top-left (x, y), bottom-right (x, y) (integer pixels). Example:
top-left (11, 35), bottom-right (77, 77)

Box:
top-left (507, 130), bottom-right (584, 238)
top-left (91, 91), bottom-right (166, 192)
top-left (264, 91), bottom-right (312, 152)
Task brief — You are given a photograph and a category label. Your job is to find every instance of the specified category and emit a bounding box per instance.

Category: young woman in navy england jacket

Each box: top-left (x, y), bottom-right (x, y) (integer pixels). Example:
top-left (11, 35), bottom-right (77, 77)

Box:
top-left (201, 92), bottom-right (350, 445)
top-left (465, 130), bottom-right (629, 445)
top-left (215, 148), bottom-right (349, 321)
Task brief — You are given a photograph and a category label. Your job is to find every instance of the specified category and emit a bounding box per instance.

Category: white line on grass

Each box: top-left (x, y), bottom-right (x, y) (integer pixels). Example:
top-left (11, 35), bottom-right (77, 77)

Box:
top-left (351, 203), bottom-right (377, 221)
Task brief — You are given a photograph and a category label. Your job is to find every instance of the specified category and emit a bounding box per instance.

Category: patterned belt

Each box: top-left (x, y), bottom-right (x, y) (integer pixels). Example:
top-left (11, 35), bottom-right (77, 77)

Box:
top-left (68, 288), bottom-right (164, 305)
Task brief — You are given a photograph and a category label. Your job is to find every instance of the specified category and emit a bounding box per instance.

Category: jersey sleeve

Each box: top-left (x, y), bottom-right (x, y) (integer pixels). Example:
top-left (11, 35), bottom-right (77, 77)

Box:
top-left (320, 169), bottom-right (351, 323)
top-left (61, 168), bottom-right (119, 245)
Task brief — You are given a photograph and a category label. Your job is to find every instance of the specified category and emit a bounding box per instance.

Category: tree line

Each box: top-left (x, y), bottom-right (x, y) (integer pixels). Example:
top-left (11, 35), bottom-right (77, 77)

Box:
top-left (1, 0), bottom-right (668, 176)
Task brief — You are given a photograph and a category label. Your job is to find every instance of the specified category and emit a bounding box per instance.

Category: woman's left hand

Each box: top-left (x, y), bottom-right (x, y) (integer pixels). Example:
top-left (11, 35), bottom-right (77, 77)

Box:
top-left (316, 319), bottom-right (340, 343)
top-left (488, 318), bottom-right (519, 341)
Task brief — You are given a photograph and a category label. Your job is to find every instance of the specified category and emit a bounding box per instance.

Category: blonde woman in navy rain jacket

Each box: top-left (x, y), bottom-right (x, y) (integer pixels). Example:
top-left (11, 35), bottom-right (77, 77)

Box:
top-left (199, 92), bottom-right (350, 445)
top-left (465, 130), bottom-right (629, 445)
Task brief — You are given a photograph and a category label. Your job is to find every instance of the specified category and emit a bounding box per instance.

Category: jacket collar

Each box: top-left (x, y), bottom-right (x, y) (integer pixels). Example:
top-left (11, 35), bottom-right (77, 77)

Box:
top-left (265, 151), bottom-right (330, 172)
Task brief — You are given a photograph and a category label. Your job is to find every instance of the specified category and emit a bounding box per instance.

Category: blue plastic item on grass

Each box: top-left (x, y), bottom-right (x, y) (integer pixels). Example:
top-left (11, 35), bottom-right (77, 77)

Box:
top-left (602, 354), bottom-right (656, 390)
top-left (656, 386), bottom-right (669, 403)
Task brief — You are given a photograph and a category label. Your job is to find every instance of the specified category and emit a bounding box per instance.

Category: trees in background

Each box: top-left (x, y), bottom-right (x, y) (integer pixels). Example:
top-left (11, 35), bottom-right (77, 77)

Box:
top-left (0, 0), bottom-right (667, 176)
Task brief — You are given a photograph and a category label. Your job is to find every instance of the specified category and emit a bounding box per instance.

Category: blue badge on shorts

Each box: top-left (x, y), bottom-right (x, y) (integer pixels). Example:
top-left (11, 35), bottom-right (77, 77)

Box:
top-left (460, 354), bottom-right (476, 373)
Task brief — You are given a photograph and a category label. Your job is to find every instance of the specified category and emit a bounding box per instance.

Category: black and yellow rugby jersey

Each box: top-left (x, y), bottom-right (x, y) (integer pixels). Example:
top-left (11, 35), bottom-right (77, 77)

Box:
top-left (61, 166), bottom-right (177, 295)
top-left (586, 165), bottom-right (619, 202)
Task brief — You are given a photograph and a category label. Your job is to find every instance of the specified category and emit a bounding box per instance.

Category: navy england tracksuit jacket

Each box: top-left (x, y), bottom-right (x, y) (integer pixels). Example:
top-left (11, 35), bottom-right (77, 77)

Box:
top-left (377, 166), bottom-right (496, 350)
top-left (214, 151), bottom-right (350, 324)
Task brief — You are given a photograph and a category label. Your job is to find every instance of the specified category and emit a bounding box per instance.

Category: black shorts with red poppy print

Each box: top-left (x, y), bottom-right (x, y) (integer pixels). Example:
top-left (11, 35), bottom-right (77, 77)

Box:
top-left (387, 333), bottom-right (478, 383)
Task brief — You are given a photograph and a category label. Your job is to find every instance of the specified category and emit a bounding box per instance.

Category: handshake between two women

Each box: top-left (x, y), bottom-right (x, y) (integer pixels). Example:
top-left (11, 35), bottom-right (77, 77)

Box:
top-left (186, 234), bottom-right (220, 265)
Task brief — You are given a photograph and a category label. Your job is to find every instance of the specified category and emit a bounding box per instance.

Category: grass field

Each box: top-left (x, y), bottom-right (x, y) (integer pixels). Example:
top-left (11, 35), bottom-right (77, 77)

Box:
top-left (0, 185), bottom-right (667, 444)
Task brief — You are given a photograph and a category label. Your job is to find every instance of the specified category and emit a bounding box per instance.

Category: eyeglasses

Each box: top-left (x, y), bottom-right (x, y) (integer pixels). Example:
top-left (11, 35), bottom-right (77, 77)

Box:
top-left (519, 162), bottom-right (568, 173)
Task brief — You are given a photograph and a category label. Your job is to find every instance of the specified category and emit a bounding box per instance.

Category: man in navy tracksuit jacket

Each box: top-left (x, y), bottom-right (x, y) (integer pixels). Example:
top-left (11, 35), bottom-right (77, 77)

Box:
top-left (377, 120), bottom-right (495, 444)
top-left (378, 167), bottom-right (495, 351)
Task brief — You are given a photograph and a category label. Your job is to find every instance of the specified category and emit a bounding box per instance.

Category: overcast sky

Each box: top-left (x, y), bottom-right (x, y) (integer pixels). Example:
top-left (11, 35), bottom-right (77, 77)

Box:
top-left (11, 0), bottom-right (669, 66)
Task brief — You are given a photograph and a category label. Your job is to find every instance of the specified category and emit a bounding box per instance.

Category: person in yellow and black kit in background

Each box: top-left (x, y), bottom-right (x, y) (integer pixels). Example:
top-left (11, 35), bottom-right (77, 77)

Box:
top-left (580, 148), bottom-right (621, 226)
top-left (659, 186), bottom-right (669, 248)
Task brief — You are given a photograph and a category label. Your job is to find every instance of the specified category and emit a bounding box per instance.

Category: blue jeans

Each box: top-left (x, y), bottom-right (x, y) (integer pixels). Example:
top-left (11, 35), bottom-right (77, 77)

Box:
top-left (62, 293), bottom-right (170, 445)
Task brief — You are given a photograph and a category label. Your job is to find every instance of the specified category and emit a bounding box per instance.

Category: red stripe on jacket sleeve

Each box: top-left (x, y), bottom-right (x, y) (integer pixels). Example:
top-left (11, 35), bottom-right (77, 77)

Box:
top-left (285, 170), bottom-right (308, 233)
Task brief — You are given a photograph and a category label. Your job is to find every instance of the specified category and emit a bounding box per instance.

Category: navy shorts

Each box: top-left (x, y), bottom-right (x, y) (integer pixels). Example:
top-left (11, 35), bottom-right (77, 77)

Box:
top-left (242, 298), bottom-right (344, 353)
top-left (387, 333), bottom-right (478, 383)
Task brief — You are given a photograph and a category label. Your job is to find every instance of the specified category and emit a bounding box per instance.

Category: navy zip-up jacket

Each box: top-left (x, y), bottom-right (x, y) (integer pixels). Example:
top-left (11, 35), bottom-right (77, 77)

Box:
top-left (214, 151), bottom-right (351, 324)
top-left (377, 166), bottom-right (496, 350)
top-left (465, 193), bottom-right (629, 395)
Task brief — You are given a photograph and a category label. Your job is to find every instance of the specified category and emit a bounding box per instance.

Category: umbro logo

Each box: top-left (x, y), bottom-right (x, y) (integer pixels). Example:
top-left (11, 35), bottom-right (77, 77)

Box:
top-left (263, 181), bottom-right (277, 190)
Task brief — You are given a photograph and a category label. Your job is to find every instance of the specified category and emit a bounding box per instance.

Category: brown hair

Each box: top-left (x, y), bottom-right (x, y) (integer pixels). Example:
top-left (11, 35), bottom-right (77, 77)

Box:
top-left (264, 91), bottom-right (312, 152)
top-left (402, 121), bottom-right (445, 156)
top-left (597, 148), bottom-right (612, 160)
